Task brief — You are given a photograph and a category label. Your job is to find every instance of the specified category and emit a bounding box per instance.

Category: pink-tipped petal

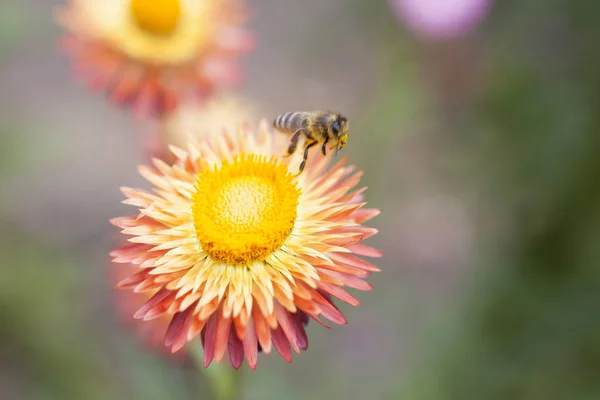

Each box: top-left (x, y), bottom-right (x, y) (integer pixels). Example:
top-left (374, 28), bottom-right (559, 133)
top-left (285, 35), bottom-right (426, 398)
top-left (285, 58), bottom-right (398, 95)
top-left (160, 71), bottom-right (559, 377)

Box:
top-left (242, 318), bottom-right (259, 369)
top-left (353, 208), bottom-right (381, 223)
top-left (274, 302), bottom-right (300, 354)
top-left (228, 330), bottom-right (245, 369)
top-left (331, 253), bottom-right (382, 272)
top-left (203, 315), bottom-right (217, 368)
top-left (271, 327), bottom-right (292, 362)
top-left (170, 311), bottom-right (194, 353)
top-left (318, 303), bottom-right (348, 325)
top-left (349, 243), bottom-right (383, 258)
top-left (214, 314), bottom-right (232, 362)
top-left (292, 312), bottom-right (309, 350)
top-left (320, 270), bottom-right (374, 291)
top-left (134, 289), bottom-right (171, 320)
top-left (317, 282), bottom-right (361, 306)
top-left (164, 311), bottom-right (186, 347)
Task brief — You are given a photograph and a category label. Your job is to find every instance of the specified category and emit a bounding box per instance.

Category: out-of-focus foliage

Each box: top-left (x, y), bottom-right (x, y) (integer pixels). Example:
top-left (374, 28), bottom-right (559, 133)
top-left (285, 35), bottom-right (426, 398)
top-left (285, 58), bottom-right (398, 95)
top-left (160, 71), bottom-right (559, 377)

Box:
top-left (399, 1), bottom-right (600, 399)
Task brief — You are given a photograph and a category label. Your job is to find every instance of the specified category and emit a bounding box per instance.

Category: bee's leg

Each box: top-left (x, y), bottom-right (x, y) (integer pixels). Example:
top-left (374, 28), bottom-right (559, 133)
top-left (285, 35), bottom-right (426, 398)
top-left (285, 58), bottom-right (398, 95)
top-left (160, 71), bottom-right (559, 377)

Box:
top-left (321, 136), bottom-right (329, 156)
top-left (284, 129), bottom-right (304, 157)
top-left (299, 140), bottom-right (318, 174)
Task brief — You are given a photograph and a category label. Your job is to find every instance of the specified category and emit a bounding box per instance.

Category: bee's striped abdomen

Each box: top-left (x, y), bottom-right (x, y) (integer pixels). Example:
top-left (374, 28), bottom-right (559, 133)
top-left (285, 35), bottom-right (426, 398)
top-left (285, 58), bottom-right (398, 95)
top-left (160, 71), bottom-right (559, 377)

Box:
top-left (273, 112), bottom-right (307, 133)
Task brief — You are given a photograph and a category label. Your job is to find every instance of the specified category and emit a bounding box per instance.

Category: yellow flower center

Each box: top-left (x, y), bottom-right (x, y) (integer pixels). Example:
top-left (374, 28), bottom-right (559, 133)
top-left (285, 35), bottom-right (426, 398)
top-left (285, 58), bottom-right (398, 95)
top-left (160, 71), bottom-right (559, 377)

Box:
top-left (130, 0), bottom-right (181, 36)
top-left (192, 154), bottom-right (300, 266)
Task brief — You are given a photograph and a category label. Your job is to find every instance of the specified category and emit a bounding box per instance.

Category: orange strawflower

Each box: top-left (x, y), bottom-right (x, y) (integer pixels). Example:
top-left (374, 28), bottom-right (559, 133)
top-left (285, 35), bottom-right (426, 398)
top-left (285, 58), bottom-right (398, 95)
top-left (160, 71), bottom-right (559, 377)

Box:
top-left (56, 0), bottom-right (253, 117)
top-left (110, 121), bottom-right (381, 369)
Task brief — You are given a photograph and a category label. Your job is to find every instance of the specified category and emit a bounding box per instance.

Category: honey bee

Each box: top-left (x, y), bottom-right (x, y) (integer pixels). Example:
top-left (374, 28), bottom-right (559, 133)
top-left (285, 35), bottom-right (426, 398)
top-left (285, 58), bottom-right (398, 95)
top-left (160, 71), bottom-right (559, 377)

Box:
top-left (273, 111), bottom-right (349, 173)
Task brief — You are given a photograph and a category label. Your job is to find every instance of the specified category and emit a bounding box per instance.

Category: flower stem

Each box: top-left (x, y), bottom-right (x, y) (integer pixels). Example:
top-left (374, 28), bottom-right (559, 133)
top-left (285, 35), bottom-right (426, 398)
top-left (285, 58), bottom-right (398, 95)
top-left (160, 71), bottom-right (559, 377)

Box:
top-left (189, 342), bottom-right (246, 400)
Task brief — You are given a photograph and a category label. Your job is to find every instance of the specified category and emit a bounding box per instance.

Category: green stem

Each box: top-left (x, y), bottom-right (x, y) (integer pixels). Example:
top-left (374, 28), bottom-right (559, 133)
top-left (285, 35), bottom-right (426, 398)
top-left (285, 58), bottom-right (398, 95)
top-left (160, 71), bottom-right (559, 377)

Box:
top-left (189, 342), bottom-right (246, 400)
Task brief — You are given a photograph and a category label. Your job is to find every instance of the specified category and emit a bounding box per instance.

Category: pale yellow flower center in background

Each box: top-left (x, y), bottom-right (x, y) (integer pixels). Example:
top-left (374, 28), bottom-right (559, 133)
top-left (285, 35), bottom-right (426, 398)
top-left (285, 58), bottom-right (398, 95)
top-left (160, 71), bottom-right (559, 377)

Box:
top-left (130, 0), bottom-right (181, 36)
top-left (192, 155), bottom-right (300, 265)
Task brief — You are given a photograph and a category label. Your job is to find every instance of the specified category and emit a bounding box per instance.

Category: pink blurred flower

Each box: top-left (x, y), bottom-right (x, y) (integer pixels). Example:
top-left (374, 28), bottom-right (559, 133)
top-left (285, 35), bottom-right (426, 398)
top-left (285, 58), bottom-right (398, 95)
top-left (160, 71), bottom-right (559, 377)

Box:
top-left (390, 0), bottom-right (492, 39)
top-left (55, 0), bottom-right (254, 118)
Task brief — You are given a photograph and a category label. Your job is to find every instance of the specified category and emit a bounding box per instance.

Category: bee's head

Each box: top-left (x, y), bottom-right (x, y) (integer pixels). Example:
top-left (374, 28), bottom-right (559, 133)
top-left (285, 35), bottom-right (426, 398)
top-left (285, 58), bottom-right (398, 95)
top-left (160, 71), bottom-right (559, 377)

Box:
top-left (331, 115), bottom-right (349, 156)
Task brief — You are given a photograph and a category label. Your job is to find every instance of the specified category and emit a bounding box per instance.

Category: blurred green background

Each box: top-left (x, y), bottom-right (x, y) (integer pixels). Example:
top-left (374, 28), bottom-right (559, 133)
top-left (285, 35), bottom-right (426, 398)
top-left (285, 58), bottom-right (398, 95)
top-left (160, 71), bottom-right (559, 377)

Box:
top-left (1, 0), bottom-right (599, 399)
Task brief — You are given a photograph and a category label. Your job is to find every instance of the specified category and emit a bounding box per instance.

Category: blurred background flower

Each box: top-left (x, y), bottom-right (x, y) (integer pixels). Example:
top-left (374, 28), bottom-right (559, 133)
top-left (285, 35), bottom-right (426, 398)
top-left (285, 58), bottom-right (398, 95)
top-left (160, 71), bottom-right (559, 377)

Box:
top-left (390, 0), bottom-right (492, 39)
top-left (141, 94), bottom-right (257, 163)
top-left (55, 0), bottom-right (253, 117)
top-left (159, 93), bottom-right (257, 157)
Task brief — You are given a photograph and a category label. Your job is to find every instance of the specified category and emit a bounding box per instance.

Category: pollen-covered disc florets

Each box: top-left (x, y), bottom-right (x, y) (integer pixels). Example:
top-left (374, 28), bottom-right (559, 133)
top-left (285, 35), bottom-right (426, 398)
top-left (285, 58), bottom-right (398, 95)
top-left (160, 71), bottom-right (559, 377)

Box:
top-left (110, 122), bottom-right (381, 369)
top-left (55, 0), bottom-right (254, 116)
top-left (192, 154), bottom-right (300, 265)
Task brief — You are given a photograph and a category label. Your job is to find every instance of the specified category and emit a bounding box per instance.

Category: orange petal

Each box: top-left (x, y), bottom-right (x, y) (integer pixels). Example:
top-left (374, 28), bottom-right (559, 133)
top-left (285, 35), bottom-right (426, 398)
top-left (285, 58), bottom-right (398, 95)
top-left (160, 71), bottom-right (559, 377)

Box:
top-left (252, 308), bottom-right (272, 354)
top-left (214, 314), bottom-right (232, 362)
top-left (274, 302), bottom-right (300, 354)
top-left (242, 317), bottom-right (258, 370)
